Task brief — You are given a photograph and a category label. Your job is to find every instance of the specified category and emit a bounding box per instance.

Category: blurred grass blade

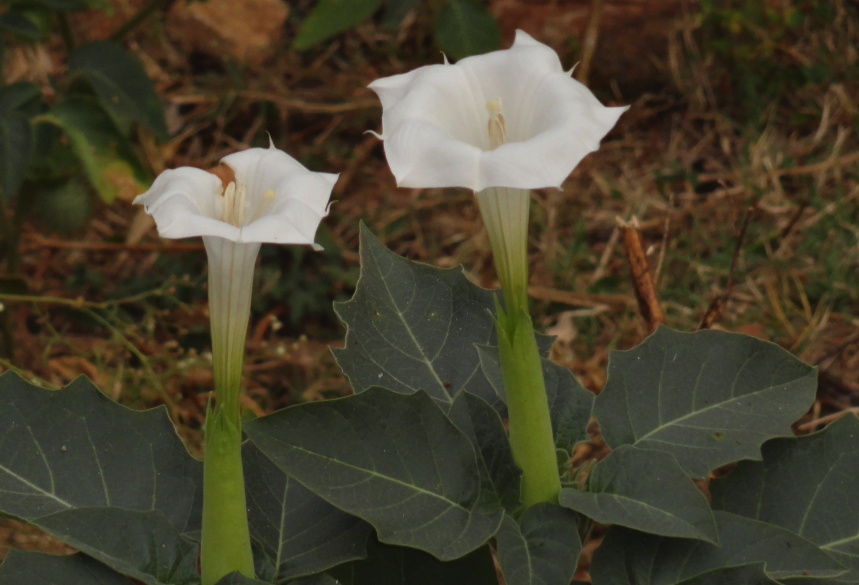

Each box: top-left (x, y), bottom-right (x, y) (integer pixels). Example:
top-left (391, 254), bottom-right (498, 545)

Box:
top-left (0, 6), bottom-right (49, 39)
top-left (0, 111), bottom-right (31, 199)
top-left (434, 0), bottom-right (500, 60)
top-left (68, 41), bottom-right (169, 140)
top-left (294, 0), bottom-right (383, 50)
top-left (44, 97), bottom-right (149, 203)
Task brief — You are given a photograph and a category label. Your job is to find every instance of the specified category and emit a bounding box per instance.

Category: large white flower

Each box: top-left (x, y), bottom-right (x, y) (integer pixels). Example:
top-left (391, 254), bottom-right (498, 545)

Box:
top-left (369, 30), bottom-right (627, 192)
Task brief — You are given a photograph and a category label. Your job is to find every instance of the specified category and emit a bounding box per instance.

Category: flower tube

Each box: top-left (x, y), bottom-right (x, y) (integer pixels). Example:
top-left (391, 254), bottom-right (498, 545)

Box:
top-left (369, 31), bottom-right (626, 507)
top-left (135, 144), bottom-right (336, 584)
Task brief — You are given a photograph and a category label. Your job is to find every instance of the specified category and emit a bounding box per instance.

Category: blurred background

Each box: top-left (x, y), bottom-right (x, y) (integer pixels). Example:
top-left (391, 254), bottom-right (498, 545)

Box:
top-left (0, 0), bottom-right (856, 564)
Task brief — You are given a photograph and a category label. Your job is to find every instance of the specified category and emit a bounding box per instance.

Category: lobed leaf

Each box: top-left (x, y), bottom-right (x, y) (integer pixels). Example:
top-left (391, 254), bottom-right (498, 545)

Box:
top-left (494, 503), bottom-right (581, 585)
top-left (447, 390), bottom-right (522, 513)
top-left (0, 372), bottom-right (202, 584)
top-left (710, 414), bottom-right (859, 583)
top-left (590, 510), bottom-right (845, 584)
top-left (559, 446), bottom-right (718, 543)
top-left (244, 442), bottom-right (372, 581)
top-left (243, 387), bottom-right (502, 560)
top-left (0, 551), bottom-right (134, 585)
top-left (68, 41), bottom-right (169, 140)
top-left (593, 326), bottom-right (817, 478)
top-left (333, 223), bottom-right (501, 410)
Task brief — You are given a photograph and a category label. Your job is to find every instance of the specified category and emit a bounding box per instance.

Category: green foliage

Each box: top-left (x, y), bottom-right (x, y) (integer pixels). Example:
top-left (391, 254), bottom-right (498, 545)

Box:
top-left (591, 511), bottom-right (846, 583)
top-left (243, 386), bottom-right (503, 560)
top-left (67, 41), bottom-right (169, 140)
top-left (0, 551), bottom-right (135, 584)
top-left (711, 415), bottom-right (859, 582)
top-left (0, 110), bottom-right (31, 199)
top-left (44, 97), bottom-right (149, 203)
top-left (332, 222), bottom-right (503, 409)
top-left (293, 0), bottom-right (500, 60)
top-left (294, 0), bottom-right (384, 50)
top-left (593, 326), bottom-right (817, 478)
top-left (434, 0), bottom-right (500, 60)
top-left (331, 538), bottom-right (497, 585)
top-left (699, 0), bottom-right (849, 123)
top-left (0, 373), bottom-right (203, 584)
top-left (243, 442), bottom-right (372, 581)
top-left (494, 504), bottom-right (581, 585)
top-left (560, 446), bottom-right (718, 543)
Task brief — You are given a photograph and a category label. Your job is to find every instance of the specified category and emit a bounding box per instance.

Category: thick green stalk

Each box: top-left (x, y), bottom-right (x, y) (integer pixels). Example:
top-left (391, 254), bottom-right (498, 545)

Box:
top-left (476, 186), bottom-right (561, 507)
top-left (496, 307), bottom-right (561, 507)
top-left (200, 238), bottom-right (259, 585)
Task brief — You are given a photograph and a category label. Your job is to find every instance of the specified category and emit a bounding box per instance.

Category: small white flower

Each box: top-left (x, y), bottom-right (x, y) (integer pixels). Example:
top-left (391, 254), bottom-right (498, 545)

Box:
top-left (134, 144), bottom-right (336, 248)
top-left (369, 30), bottom-right (628, 192)
top-left (134, 145), bottom-right (337, 406)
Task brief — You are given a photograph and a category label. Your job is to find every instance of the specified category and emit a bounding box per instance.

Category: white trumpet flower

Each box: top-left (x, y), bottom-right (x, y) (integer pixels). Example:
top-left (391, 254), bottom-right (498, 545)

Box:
top-left (369, 29), bottom-right (627, 192)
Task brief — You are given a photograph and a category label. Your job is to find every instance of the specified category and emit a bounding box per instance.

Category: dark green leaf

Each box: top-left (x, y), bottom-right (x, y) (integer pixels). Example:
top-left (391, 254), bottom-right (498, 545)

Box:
top-left (0, 111), bottom-right (31, 199)
top-left (559, 446), bottom-right (718, 543)
top-left (333, 223), bottom-right (501, 410)
top-left (213, 572), bottom-right (271, 585)
top-left (0, 81), bottom-right (42, 117)
top-left (590, 511), bottom-right (845, 584)
top-left (331, 537), bottom-right (497, 585)
top-left (0, 551), bottom-right (134, 585)
top-left (244, 442), bottom-right (372, 580)
top-left (711, 414), bottom-right (859, 583)
top-left (495, 503), bottom-right (581, 585)
top-left (31, 177), bottom-right (93, 234)
top-left (294, 0), bottom-right (384, 50)
top-left (243, 387), bottom-right (502, 560)
top-left (68, 41), bottom-right (168, 140)
top-left (448, 390), bottom-right (522, 513)
top-left (433, 0), bottom-right (500, 60)
top-left (0, 372), bottom-right (203, 583)
top-left (44, 97), bottom-right (149, 202)
top-left (34, 508), bottom-right (199, 585)
top-left (0, 7), bottom-right (48, 39)
top-left (286, 575), bottom-right (341, 585)
top-left (28, 0), bottom-right (90, 10)
top-left (477, 345), bottom-right (593, 466)
top-left (593, 326), bottom-right (817, 478)
top-left (675, 563), bottom-right (779, 585)
top-left (383, 0), bottom-right (421, 29)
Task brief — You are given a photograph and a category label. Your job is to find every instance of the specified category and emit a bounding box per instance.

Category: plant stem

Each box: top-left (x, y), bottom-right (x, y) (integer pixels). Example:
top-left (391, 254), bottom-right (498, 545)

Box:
top-left (109, 0), bottom-right (170, 42)
top-left (475, 186), bottom-right (561, 508)
top-left (199, 238), bottom-right (259, 585)
top-left (57, 12), bottom-right (75, 52)
top-left (496, 307), bottom-right (561, 507)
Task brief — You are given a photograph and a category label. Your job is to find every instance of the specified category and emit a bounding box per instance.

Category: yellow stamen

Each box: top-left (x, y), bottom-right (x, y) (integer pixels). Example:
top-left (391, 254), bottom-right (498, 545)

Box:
top-left (487, 98), bottom-right (507, 150)
top-left (221, 182), bottom-right (247, 227)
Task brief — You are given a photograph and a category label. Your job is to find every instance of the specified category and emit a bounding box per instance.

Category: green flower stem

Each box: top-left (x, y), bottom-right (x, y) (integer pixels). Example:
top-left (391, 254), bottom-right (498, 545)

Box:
top-left (200, 238), bottom-right (259, 585)
top-left (476, 186), bottom-right (561, 508)
top-left (496, 307), bottom-right (561, 507)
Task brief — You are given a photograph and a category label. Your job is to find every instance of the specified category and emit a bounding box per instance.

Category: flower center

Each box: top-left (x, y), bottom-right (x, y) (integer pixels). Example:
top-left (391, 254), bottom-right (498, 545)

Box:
top-left (486, 98), bottom-right (507, 150)
top-left (219, 183), bottom-right (276, 228)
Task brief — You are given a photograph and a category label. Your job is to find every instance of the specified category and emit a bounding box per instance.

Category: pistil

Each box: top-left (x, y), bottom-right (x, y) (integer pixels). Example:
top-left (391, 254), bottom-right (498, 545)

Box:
top-left (487, 98), bottom-right (507, 150)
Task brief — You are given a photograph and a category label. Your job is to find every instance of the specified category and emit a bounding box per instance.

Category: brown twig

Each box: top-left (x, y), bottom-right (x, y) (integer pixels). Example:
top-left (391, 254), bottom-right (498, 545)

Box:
top-left (617, 216), bottom-right (665, 332)
top-left (22, 237), bottom-right (205, 252)
top-left (698, 207), bottom-right (753, 329)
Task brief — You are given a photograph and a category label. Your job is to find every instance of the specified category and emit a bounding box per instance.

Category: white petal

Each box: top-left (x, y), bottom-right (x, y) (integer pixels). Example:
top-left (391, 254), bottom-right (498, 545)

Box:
top-left (369, 30), bottom-right (628, 191)
top-left (134, 167), bottom-right (242, 240)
